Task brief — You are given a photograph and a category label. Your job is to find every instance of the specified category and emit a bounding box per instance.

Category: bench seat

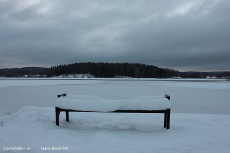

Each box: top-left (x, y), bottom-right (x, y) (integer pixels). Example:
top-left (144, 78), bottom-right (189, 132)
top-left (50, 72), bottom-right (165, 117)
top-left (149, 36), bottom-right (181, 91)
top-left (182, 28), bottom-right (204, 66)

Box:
top-left (54, 94), bottom-right (171, 129)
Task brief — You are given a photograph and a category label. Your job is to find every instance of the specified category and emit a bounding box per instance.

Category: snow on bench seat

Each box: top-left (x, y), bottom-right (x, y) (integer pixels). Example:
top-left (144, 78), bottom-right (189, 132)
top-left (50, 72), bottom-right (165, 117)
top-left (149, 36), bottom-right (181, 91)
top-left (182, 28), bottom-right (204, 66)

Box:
top-left (54, 94), bottom-right (171, 112)
top-left (54, 93), bottom-right (171, 129)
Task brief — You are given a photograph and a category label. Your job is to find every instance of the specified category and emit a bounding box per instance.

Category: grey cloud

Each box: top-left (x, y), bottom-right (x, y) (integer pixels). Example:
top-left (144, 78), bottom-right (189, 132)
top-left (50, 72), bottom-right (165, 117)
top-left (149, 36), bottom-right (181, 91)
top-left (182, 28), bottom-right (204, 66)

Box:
top-left (0, 0), bottom-right (230, 71)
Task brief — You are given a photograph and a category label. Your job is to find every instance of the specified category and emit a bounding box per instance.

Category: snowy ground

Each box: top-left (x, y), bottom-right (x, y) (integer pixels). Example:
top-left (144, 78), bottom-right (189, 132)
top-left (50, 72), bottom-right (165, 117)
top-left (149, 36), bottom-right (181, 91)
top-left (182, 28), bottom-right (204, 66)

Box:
top-left (0, 78), bottom-right (230, 153)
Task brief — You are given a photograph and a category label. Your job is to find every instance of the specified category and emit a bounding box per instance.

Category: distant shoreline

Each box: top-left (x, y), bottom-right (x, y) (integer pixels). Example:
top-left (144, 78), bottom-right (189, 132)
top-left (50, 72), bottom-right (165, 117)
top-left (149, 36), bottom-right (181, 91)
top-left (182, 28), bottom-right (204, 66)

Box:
top-left (0, 77), bottom-right (226, 82)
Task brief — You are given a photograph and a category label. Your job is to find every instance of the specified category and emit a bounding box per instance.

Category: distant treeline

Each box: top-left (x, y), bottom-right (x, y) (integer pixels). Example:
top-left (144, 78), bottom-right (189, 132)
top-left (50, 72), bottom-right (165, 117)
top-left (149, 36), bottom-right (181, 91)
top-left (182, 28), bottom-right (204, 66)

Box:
top-left (179, 71), bottom-right (230, 78)
top-left (0, 62), bottom-right (229, 78)
top-left (49, 62), bottom-right (179, 78)
top-left (0, 67), bottom-right (49, 77)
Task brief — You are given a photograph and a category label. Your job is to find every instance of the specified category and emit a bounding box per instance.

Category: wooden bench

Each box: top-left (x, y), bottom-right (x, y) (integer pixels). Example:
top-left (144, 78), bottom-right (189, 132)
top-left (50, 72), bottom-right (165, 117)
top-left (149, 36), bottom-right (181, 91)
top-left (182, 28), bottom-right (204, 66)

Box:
top-left (55, 94), bottom-right (171, 129)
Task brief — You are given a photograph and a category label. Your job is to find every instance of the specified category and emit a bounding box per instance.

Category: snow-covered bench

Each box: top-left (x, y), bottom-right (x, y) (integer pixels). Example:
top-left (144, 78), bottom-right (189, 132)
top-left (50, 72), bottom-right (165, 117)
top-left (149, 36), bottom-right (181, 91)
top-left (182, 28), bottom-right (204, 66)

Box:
top-left (55, 93), bottom-right (171, 129)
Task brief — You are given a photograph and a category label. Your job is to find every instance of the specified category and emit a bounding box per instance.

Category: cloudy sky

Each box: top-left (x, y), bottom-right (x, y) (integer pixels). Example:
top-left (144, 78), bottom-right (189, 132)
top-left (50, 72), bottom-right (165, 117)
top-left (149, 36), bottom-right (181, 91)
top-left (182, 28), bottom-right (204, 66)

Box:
top-left (0, 0), bottom-right (230, 71)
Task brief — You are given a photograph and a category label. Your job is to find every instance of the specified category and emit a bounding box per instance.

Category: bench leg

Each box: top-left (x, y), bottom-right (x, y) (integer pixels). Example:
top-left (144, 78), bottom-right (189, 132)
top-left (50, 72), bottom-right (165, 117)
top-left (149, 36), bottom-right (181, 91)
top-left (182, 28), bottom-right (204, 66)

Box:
top-left (55, 107), bottom-right (60, 126)
top-left (164, 113), bottom-right (167, 128)
top-left (66, 111), bottom-right (69, 122)
top-left (166, 109), bottom-right (170, 129)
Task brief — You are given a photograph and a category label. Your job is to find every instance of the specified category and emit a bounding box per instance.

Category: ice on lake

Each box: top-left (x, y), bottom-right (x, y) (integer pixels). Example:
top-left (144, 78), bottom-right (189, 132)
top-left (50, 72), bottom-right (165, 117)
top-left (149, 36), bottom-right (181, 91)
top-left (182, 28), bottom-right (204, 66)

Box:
top-left (0, 78), bottom-right (230, 153)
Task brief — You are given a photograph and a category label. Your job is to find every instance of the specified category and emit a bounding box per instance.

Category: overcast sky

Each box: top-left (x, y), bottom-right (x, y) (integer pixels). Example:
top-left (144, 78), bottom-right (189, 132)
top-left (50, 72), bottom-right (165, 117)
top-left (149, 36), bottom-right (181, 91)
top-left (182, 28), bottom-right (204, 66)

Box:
top-left (0, 0), bottom-right (230, 71)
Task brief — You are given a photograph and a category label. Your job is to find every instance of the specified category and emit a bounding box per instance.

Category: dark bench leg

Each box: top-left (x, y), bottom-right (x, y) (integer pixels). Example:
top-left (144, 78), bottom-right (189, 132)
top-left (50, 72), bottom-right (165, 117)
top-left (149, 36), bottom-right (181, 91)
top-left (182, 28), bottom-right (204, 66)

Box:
top-left (164, 112), bottom-right (167, 128)
top-left (166, 109), bottom-right (170, 129)
top-left (163, 109), bottom-right (171, 129)
top-left (66, 111), bottom-right (69, 122)
top-left (55, 107), bottom-right (60, 126)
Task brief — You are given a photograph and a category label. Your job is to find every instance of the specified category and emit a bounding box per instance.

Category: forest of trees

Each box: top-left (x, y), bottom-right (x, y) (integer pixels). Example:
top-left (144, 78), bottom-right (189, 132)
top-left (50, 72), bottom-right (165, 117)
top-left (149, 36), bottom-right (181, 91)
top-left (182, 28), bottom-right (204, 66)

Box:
top-left (0, 67), bottom-right (49, 77)
top-left (48, 62), bottom-right (179, 78)
top-left (0, 62), bottom-right (229, 78)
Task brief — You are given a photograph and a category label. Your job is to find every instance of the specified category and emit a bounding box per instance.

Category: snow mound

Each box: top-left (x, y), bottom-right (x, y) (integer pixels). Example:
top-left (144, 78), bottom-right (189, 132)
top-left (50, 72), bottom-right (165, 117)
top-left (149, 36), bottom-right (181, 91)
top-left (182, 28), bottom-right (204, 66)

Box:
top-left (53, 74), bottom-right (95, 78)
top-left (0, 108), bottom-right (10, 116)
top-left (1, 106), bottom-right (230, 153)
top-left (54, 94), bottom-right (171, 111)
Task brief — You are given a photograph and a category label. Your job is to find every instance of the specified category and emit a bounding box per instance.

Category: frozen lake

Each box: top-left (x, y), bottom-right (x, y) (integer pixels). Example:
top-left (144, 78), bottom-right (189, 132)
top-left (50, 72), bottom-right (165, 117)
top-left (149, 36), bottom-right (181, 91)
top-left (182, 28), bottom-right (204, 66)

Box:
top-left (1, 78), bottom-right (230, 153)
top-left (0, 78), bottom-right (230, 114)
